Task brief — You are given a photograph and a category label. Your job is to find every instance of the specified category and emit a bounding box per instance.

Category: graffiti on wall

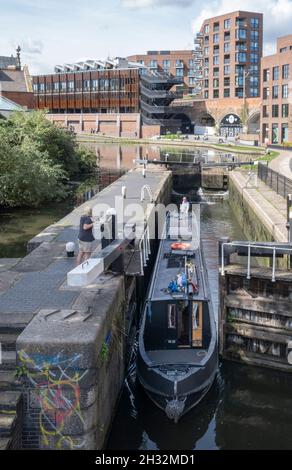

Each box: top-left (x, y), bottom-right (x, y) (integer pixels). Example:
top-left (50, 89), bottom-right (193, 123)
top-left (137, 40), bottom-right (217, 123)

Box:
top-left (18, 350), bottom-right (88, 449)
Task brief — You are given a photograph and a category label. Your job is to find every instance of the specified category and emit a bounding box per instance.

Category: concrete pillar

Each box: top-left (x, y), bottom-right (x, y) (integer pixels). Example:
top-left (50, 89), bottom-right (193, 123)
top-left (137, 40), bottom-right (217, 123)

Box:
top-left (95, 115), bottom-right (99, 133)
top-left (117, 115), bottom-right (121, 137)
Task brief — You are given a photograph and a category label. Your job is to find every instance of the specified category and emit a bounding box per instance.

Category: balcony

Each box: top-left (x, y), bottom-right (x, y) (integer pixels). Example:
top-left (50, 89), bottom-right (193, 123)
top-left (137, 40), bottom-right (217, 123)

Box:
top-left (140, 84), bottom-right (183, 100)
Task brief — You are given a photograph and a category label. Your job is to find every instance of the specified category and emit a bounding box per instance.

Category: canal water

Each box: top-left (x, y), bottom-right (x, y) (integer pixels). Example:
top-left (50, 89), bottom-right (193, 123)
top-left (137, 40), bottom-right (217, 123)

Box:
top-left (106, 200), bottom-right (292, 451)
top-left (2, 142), bottom-right (292, 450)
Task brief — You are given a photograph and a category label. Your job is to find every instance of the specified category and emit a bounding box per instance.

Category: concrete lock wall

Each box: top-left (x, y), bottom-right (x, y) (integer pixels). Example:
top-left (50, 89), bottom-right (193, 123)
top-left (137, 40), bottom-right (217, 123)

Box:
top-left (15, 166), bottom-right (172, 450)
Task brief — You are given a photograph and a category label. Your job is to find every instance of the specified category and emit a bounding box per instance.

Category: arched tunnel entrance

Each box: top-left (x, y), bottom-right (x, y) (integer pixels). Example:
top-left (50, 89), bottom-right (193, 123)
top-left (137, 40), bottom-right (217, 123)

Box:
top-left (247, 112), bottom-right (260, 134)
top-left (171, 113), bottom-right (194, 133)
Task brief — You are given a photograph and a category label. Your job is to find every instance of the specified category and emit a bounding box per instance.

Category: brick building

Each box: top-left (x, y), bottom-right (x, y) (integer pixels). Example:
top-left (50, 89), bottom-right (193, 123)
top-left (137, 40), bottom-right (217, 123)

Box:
top-left (0, 47), bottom-right (34, 110)
top-left (195, 11), bottom-right (263, 101)
top-left (127, 50), bottom-right (195, 95)
top-left (261, 35), bottom-right (292, 145)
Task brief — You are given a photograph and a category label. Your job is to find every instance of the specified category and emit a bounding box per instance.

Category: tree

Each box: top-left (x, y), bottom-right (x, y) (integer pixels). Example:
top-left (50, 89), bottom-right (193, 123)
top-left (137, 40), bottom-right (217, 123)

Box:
top-left (0, 111), bottom-right (96, 207)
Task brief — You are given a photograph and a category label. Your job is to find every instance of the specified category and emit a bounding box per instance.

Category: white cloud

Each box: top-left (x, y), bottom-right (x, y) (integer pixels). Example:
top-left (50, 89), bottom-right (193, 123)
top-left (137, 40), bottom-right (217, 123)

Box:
top-left (122, 0), bottom-right (194, 7)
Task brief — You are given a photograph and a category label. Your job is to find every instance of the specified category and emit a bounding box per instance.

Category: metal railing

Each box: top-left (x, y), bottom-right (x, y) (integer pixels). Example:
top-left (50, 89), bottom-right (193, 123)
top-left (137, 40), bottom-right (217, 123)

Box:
top-left (139, 226), bottom-right (151, 276)
top-left (220, 241), bottom-right (292, 282)
top-left (258, 162), bottom-right (292, 199)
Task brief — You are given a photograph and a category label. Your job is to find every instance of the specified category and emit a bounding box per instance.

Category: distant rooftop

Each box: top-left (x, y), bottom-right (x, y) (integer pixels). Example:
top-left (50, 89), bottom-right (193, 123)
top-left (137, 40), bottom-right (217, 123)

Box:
top-left (0, 47), bottom-right (22, 71)
top-left (54, 57), bottom-right (146, 73)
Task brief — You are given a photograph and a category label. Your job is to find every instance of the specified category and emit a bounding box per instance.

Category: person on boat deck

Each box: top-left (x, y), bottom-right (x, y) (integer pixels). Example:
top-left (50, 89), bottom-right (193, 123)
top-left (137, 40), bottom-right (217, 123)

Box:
top-left (180, 197), bottom-right (189, 217)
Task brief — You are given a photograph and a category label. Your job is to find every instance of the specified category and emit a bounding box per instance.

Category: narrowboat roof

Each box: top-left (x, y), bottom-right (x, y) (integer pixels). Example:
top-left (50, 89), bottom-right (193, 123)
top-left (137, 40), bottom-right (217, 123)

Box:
top-left (149, 236), bottom-right (207, 302)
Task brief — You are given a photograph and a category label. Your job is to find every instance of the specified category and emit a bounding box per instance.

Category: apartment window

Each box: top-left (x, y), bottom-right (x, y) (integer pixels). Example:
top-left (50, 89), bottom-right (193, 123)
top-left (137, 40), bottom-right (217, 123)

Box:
top-left (250, 53), bottom-right (259, 63)
top-left (224, 31), bottom-right (230, 41)
top-left (224, 77), bottom-right (230, 86)
top-left (272, 85), bottom-right (279, 99)
top-left (204, 68), bottom-right (209, 77)
top-left (251, 42), bottom-right (259, 51)
top-left (224, 42), bottom-right (230, 53)
top-left (83, 80), bottom-right (90, 90)
top-left (224, 88), bottom-right (230, 97)
top-left (213, 67), bottom-right (219, 77)
top-left (282, 103), bottom-right (289, 117)
top-left (236, 42), bottom-right (247, 51)
top-left (272, 123), bottom-right (279, 144)
top-left (224, 55), bottom-right (230, 65)
top-left (150, 60), bottom-right (157, 68)
top-left (263, 69), bottom-right (270, 82)
top-left (263, 87), bottom-right (270, 99)
top-left (213, 55), bottom-right (219, 65)
top-left (60, 82), bottom-right (66, 91)
top-left (236, 29), bottom-right (247, 40)
top-left (250, 76), bottom-right (259, 85)
top-left (204, 90), bottom-right (209, 98)
top-left (282, 84), bottom-right (289, 98)
top-left (224, 18), bottom-right (231, 29)
top-left (263, 105), bottom-right (269, 118)
top-left (189, 59), bottom-right (195, 67)
top-left (204, 47), bottom-right (209, 56)
top-left (272, 104), bottom-right (279, 117)
top-left (213, 78), bottom-right (219, 88)
top-left (33, 83), bottom-right (38, 92)
top-left (204, 35), bottom-right (209, 45)
top-left (280, 47), bottom-right (288, 53)
top-left (204, 79), bottom-right (209, 88)
top-left (273, 66), bottom-right (279, 80)
top-left (251, 18), bottom-right (259, 28)
top-left (235, 88), bottom-right (243, 98)
top-left (236, 52), bottom-right (246, 63)
top-left (213, 33), bottom-right (219, 44)
top-left (283, 64), bottom-right (289, 79)
top-left (213, 22), bottom-right (219, 32)
top-left (213, 44), bottom-right (219, 53)
top-left (250, 87), bottom-right (258, 97)
top-left (45, 82), bottom-right (51, 92)
top-left (68, 81), bottom-right (74, 91)
top-left (204, 24), bottom-right (209, 34)
top-left (250, 65), bottom-right (259, 73)
top-left (224, 65), bottom-right (230, 75)
top-left (176, 60), bottom-right (183, 68)
top-left (163, 60), bottom-right (170, 69)
top-left (282, 123), bottom-right (288, 143)
top-left (176, 68), bottom-right (183, 77)
top-left (251, 30), bottom-right (259, 41)
top-left (204, 58), bottom-right (209, 66)
top-left (236, 65), bottom-right (245, 75)
top-left (188, 69), bottom-right (195, 77)
top-left (213, 89), bottom-right (219, 98)
top-left (39, 83), bottom-right (45, 92)
top-left (92, 79), bottom-right (98, 90)
top-left (53, 82), bottom-right (59, 91)
top-left (235, 76), bottom-right (244, 86)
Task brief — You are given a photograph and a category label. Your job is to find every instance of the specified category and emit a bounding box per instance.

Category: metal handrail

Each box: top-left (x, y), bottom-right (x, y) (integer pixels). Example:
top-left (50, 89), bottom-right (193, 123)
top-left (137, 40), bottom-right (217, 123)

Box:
top-left (258, 162), bottom-right (292, 199)
top-left (139, 225), bottom-right (151, 276)
top-left (221, 241), bottom-right (292, 282)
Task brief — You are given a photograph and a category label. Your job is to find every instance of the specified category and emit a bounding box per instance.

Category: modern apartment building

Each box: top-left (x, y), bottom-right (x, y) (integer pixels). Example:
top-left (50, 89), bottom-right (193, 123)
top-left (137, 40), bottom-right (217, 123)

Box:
top-left (195, 11), bottom-right (263, 100)
top-left (33, 58), bottom-right (184, 134)
top-left (261, 35), bottom-right (292, 145)
top-left (127, 50), bottom-right (196, 95)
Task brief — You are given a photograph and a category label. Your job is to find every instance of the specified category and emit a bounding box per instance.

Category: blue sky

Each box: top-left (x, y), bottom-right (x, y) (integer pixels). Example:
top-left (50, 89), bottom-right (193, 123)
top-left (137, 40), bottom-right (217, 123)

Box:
top-left (1, 0), bottom-right (292, 74)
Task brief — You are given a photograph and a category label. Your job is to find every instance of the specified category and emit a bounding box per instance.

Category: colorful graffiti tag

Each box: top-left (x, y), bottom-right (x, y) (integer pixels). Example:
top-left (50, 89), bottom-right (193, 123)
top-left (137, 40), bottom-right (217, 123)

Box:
top-left (18, 350), bottom-right (88, 449)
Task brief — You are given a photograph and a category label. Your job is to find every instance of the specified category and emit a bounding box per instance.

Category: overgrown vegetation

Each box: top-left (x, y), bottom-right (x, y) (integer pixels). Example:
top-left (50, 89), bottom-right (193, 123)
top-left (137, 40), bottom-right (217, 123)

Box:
top-left (0, 111), bottom-right (97, 208)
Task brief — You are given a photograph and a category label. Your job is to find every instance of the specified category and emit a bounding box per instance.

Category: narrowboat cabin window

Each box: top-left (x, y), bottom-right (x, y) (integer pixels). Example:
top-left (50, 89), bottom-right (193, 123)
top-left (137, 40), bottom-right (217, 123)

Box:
top-left (192, 302), bottom-right (203, 348)
top-left (168, 304), bottom-right (176, 329)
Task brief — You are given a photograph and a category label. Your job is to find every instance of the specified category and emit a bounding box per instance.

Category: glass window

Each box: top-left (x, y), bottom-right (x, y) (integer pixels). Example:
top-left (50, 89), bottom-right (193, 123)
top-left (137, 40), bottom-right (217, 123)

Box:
top-left (236, 29), bottom-right (247, 40)
top-left (282, 123), bottom-right (288, 143)
top-left (250, 87), bottom-right (259, 97)
top-left (204, 90), bottom-right (209, 98)
top-left (273, 66), bottom-right (279, 80)
top-left (168, 305), bottom-right (176, 329)
top-left (213, 33), bottom-right (219, 44)
top-left (204, 47), bottom-right (209, 56)
top-left (176, 68), bottom-right (183, 77)
top-left (150, 60), bottom-right (157, 68)
top-left (236, 52), bottom-right (246, 63)
top-left (224, 88), bottom-right (230, 97)
top-left (272, 85), bottom-right (279, 99)
top-left (163, 60), bottom-right (170, 69)
top-left (213, 89), bottom-right (219, 98)
top-left (263, 105), bottom-right (269, 118)
top-left (251, 17), bottom-right (259, 28)
top-left (272, 104), bottom-right (279, 117)
top-left (224, 65), bottom-right (230, 75)
top-left (61, 82), bottom-right (66, 91)
top-left (204, 79), bottom-right (209, 88)
top-left (283, 64), bottom-right (289, 79)
top-left (224, 18), bottom-right (231, 29)
top-left (213, 78), bottom-right (219, 88)
top-left (83, 79), bottom-right (90, 90)
top-left (92, 79), bottom-right (98, 90)
top-left (250, 53), bottom-right (259, 63)
top-left (33, 83), bottom-right (38, 92)
top-left (213, 22), bottom-right (219, 32)
top-left (213, 55), bottom-right (219, 65)
top-left (272, 124), bottom-right (279, 144)
top-left (282, 84), bottom-right (289, 98)
top-left (251, 42), bottom-right (259, 51)
top-left (263, 87), bottom-right (270, 99)
top-left (282, 103), bottom-right (289, 117)
top-left (39, 82), bottom-right (45, 92)
top-left (224, 42), bottom-right (230, 53)
top-left (204, 24), bottom-right (209, 34)
top-left (263, 69), bottom-right (270, 82)
top-left (224, 77), bottom-right (230, 86)
top-left (176, 60), bottom-right (183, 67)
top-left (235, 76), bottom-right (244, 86)
top-left (68, 81), bottom-right (74, 91)
top-left (251, 30), bottom-right (259, 40)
